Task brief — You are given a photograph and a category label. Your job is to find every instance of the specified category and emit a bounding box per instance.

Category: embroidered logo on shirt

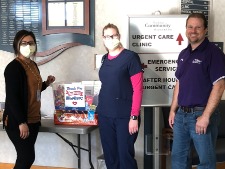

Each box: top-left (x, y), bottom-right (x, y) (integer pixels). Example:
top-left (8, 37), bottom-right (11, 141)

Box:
top-left (192, 59), bottom-right (202, 64)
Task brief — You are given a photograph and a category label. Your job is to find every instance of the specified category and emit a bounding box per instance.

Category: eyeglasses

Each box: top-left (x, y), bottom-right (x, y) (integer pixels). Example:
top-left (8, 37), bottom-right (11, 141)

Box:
top-left (20, 41), bottom-right (36, 47)
top-left (103, 34), bottom-right (119, 40)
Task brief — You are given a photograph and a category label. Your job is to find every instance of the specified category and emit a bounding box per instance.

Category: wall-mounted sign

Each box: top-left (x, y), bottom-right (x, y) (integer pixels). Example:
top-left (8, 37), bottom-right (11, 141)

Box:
top-left (181, 0), bottom-right (211, 35)
top-left (0, 0), bottom-right (95, 65)
top-left (212, 42), bottom-right (224, 52)
top-left (129, 15), bottom-right (189, 106)
top-left (181, 0), bottom-right (210, 17)
top-left (42, 0), bottom-right (90, 35)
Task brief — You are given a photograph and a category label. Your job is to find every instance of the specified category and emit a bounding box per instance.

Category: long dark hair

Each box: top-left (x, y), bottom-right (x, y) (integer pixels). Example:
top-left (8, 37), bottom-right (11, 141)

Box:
top-left (13, 30), bottom-right (37, 57)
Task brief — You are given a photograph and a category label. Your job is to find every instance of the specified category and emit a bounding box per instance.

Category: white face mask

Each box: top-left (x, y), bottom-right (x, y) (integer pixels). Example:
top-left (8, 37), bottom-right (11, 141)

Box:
top-left (20, 45), bottom-right (36, 58)
top-left (104, 39), bottom-right (120, 50)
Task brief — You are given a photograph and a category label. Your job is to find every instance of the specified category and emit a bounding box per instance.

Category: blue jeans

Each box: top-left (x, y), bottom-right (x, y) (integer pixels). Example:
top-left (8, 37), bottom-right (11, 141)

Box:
top-left (171, 108), bottom-right (220, 169)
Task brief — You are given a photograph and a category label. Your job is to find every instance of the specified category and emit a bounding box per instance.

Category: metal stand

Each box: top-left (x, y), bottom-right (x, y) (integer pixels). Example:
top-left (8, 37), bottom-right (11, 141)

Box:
top-left (144, 106), bottom-right (162, 169)
top-left (153, 107), bottom-right (160, 169)
top-left (56, 133), bottom-right (94, 169)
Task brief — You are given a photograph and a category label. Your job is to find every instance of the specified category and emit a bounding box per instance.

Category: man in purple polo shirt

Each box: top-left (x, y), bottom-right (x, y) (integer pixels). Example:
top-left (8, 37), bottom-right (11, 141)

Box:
top-left (168, 13), bottom-right (225, 169)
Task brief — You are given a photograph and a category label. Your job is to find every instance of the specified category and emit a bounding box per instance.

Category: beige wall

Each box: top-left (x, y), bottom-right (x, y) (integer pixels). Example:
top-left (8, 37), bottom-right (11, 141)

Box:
top-left (0, 0), bottom-right (224, 168)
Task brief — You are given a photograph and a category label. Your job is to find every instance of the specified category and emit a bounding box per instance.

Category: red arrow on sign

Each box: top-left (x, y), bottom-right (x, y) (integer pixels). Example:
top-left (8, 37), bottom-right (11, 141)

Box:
top-left (141, 63), bottom-right (147, 69)
top-left (176, 33), bottom-right (184, 45)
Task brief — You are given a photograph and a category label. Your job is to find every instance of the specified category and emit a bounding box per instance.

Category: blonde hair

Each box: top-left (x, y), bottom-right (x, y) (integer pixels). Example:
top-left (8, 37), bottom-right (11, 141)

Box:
top-left (102, 23), bottom-right (120, 36)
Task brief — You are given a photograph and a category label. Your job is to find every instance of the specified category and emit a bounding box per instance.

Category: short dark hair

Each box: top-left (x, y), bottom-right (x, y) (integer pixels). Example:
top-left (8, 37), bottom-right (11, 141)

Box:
top-left (13, 30), bottom-right (37, 56)
top-left (186, 13), bottom-right (208, 29)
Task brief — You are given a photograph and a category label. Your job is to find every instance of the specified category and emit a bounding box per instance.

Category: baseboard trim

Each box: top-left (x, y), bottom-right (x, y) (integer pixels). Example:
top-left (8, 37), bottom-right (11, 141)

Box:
top-left (0, 163), bottom-right (76, 169)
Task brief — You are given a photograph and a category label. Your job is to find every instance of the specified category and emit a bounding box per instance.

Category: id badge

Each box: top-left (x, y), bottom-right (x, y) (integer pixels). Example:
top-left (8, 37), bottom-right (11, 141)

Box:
top-left (37, 90), bottom-right (41, 101)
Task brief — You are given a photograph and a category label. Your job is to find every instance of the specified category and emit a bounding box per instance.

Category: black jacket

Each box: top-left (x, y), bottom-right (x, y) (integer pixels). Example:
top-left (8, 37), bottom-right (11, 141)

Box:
top-left (3, 59), bottom-right (47, 130)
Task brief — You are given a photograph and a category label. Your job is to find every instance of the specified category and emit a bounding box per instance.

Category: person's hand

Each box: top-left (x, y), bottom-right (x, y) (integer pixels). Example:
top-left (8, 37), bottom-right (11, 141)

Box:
top-left (19, 123), bottom-right (29, 139)
top-left (46, 75), bottom-right (55, 86)
top-left (168, 111), bottom-right (176, 129)
top-left (129, 119), bottom-right (138, 135)
top-left (196, 115), bottom-right (209, 135)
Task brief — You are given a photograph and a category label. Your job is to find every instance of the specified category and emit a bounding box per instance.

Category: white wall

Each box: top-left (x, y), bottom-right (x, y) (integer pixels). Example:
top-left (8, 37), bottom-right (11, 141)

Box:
top-left (0, 0), bottom-right (224, 168)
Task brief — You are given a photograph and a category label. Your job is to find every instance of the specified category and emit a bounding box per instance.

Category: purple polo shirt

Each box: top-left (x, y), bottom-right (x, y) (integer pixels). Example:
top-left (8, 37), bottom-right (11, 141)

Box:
top-left (175, 38), bottom-right (225, 107)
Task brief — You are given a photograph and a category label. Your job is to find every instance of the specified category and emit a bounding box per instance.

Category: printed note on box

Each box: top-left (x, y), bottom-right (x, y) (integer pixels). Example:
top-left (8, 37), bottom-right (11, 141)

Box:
top-left (64, 83), bottom-right (85, 110)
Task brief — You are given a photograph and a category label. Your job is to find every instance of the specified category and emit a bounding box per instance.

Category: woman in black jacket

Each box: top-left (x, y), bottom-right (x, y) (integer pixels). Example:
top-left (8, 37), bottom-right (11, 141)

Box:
top-left (3, 30), bottom-right (55, 169)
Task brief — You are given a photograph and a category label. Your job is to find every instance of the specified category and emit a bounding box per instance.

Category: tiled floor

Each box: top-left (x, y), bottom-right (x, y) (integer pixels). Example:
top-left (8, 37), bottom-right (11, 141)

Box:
top-left (0, 163), bottom-right (75, 169)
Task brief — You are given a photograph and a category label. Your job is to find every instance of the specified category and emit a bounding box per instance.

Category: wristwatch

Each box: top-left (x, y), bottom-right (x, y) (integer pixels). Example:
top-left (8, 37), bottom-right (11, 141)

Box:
top-left (130, 115), bottom-right (138, 120)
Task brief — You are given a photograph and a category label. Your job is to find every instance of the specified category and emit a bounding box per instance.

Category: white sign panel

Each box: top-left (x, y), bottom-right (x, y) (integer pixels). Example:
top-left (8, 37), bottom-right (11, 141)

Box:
top-left (141, 53), bottom-right (178, 106)
top-left (129, 15), bottom-right (189, 106)
top-left (64, 83), bottom-right (85, 110)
